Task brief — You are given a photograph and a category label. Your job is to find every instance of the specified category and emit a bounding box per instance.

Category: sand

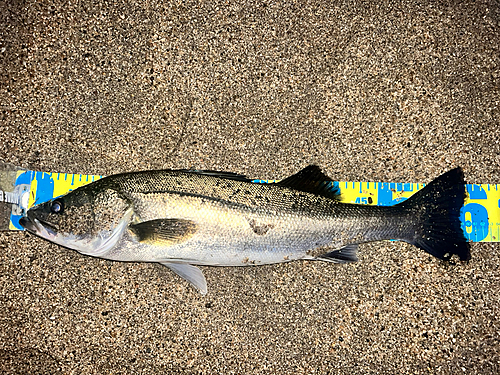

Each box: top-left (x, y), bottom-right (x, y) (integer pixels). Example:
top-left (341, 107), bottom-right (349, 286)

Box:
top-left (0, 0), bottom-right (499, 373)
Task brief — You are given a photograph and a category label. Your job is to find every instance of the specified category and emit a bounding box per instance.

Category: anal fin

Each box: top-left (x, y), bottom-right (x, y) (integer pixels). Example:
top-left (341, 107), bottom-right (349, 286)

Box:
top-left (160, 262), bottom-right (208, 295)
top-left (317, 244), bottom-right (359, 263)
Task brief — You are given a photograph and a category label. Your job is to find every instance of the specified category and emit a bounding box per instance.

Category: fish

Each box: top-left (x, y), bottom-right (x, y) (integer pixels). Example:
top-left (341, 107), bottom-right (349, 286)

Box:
top-left (20, 165), bottom-right (470, 294)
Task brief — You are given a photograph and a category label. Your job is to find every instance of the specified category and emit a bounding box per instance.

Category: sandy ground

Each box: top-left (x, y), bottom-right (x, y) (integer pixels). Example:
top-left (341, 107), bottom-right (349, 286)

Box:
top-left (0, 0), bottom-right (499, 373)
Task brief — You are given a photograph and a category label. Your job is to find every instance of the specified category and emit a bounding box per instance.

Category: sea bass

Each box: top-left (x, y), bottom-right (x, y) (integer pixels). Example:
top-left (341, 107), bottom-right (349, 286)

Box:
top-left (20, 166), bottom-right (470, 294)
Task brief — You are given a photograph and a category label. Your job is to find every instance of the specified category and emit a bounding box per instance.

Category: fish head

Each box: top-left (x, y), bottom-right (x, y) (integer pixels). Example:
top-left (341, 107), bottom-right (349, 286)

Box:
top-left (20, 183), bottom-right (133, 257)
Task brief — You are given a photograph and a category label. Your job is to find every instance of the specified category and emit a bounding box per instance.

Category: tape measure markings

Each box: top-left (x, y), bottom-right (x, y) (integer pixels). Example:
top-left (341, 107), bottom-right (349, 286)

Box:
top-left (4, 169), bottom-right (498, 242)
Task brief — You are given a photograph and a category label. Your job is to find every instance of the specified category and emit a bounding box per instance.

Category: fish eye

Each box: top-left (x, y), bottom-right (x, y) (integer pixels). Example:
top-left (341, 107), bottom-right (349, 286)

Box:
top-left (51, 200), bottom-right (63, 214)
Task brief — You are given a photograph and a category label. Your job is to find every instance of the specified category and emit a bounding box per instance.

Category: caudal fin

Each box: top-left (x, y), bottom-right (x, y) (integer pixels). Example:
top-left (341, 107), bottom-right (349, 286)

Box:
top-left (400, 167), bottom-right (470, 261)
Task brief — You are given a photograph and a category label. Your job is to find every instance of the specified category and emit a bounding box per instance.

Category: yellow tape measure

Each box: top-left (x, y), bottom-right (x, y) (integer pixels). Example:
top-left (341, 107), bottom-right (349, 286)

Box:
top-left (338, 181), bottom-right (498, 242)
top-left (7, 170), bottom-right (499, 242)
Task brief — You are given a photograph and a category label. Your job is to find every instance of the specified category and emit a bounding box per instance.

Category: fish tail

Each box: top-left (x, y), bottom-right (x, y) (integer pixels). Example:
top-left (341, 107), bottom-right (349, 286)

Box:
top-left (400, 167), bottom-right (470, 261)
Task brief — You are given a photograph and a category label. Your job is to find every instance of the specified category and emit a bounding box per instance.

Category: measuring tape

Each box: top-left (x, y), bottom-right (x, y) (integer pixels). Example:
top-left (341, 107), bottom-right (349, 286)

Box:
top-left (338, 181), bottom-right (498, 242)
top-left (2, 168), bottom-right (498, 242)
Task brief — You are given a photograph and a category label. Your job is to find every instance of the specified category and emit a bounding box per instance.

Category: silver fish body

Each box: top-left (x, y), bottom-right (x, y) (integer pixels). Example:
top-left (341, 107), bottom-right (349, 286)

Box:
top-left (20, 166), bottom-right (470, 294)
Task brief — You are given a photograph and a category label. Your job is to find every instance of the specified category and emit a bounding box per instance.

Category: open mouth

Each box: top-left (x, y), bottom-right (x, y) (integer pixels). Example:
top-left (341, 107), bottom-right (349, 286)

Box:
top-left (19, 216), bottom-right (35, 232)
top-left (20, 215), bottom-right (88, 252)
top-left (19, 216), bottom-right (58, 239)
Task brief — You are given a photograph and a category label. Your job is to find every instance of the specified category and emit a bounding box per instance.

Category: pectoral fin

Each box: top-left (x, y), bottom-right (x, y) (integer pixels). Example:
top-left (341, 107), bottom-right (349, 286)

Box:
top-left (160, 262), bottom-right (208, 295)
top-left (129, 219), bottom-right (197, 245)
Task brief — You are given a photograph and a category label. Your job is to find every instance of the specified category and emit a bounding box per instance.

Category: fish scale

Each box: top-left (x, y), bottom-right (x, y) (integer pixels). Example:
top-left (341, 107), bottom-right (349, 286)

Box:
top-left (117, 172), bottom-right (411, 257)
top-left (115, 170), bottom-right (334, 216)
top-left (122, 188), bottom-right (335, 265)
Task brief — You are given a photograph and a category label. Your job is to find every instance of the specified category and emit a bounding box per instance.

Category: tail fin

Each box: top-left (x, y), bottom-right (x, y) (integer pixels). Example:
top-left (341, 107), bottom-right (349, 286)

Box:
top-left (400, 167), bottom-right (470, 261)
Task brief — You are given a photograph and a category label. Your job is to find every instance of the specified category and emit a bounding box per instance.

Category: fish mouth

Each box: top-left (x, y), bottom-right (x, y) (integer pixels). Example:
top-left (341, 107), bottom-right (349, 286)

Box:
top-left (19, 216), bottom-right (36, 232)
top-left (19, 216), bottom-right (58, 240)
top-left (20, 215), bottom-right (88, 253)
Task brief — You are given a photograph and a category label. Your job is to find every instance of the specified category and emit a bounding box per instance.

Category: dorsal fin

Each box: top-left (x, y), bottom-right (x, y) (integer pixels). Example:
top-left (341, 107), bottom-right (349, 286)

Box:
top-left (276, 165), bottom-right (340, 200)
